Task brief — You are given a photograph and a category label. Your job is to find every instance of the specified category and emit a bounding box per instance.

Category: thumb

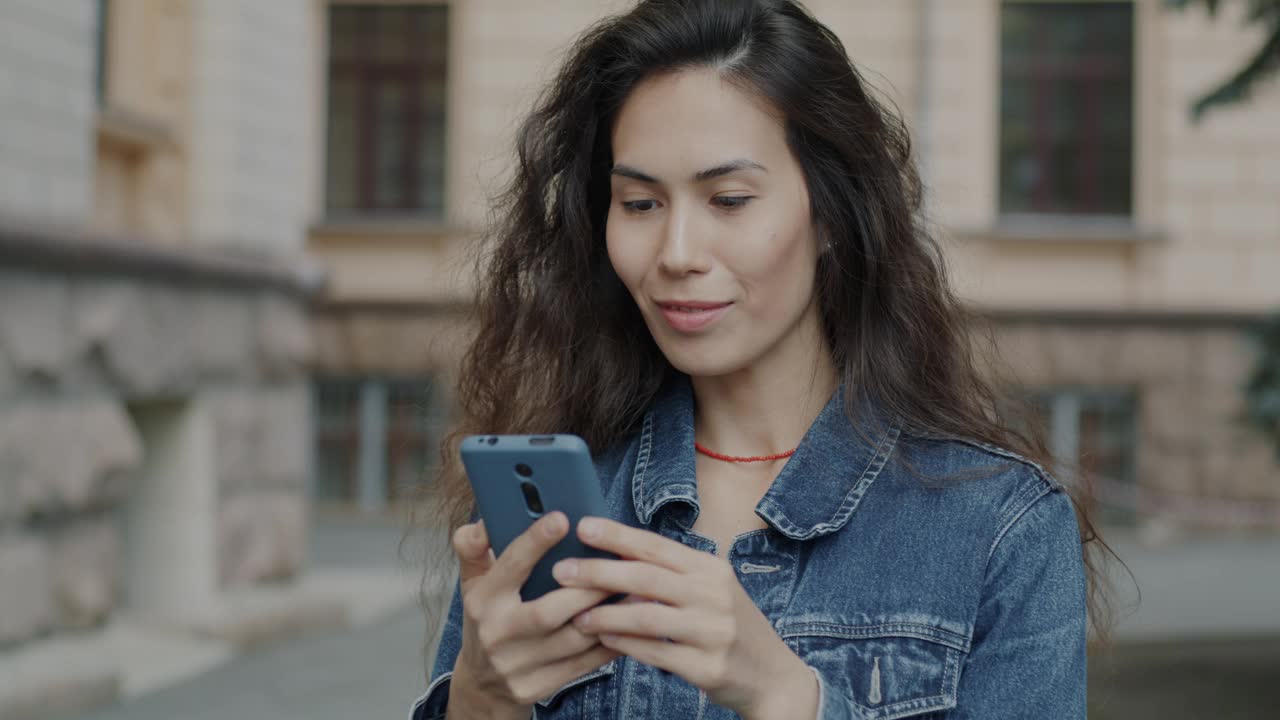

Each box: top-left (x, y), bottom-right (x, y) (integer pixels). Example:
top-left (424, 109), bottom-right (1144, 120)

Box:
top-left (454, 520), bottom-right (494, 583)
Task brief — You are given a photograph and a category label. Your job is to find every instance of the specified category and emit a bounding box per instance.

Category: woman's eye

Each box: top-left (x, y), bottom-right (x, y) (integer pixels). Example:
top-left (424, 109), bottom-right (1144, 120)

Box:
top-left (622, 199), bottom-right (658, 214)
top-left (712, 196), bottom-right (754, 210)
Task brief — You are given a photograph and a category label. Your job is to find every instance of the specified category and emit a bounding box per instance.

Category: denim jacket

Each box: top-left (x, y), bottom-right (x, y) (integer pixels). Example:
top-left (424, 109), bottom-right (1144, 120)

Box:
top-left (409, 376), bottom-right (1088, 719)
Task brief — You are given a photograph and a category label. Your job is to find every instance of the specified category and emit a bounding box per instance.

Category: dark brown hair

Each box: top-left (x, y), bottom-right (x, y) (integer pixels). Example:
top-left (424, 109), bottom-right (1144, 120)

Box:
top-left (413, 0), bottom-right (1120, 659)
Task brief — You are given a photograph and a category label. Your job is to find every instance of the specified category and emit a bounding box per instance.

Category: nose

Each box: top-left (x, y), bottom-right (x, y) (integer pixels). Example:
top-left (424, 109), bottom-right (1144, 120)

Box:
top-left (656, 203), bottom-right (711, 276)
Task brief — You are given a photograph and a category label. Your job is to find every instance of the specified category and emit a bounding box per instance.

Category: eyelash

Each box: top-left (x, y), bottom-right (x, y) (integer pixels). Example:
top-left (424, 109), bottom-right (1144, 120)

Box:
top-left (620, 196), bottom-right (755, 214)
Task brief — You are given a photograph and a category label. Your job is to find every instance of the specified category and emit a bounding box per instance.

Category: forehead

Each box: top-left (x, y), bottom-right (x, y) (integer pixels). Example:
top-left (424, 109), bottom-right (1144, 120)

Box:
top-left (610, 68), bottom-right (791, 173)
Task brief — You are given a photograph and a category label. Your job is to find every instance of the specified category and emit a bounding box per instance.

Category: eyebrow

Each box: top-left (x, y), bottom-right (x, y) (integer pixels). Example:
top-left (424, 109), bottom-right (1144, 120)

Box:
top-left (610, 159), bottom-right (768, 184)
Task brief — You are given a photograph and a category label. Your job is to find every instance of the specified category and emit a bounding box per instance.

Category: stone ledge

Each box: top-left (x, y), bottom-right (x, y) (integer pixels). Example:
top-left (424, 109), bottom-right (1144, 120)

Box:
top-left (0, 216), bottom-right (326, 297)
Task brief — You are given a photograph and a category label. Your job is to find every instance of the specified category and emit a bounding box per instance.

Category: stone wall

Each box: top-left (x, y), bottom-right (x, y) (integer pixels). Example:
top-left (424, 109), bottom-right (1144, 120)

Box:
top-left (0, 225), bottom-right (315, 650)
top-left (0, 0), bottom-right (95, 221)
top-left (991, 318), bottom-right (1278, 529)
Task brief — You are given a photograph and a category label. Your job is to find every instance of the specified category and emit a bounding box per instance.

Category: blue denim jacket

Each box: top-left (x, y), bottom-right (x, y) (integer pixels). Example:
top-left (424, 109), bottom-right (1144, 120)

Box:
top-left (409, 377), bottom-right (1088, 719)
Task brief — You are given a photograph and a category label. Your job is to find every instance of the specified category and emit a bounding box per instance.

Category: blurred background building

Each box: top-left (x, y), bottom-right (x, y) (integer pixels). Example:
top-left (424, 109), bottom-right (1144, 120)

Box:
top-left (1, 0), bottom-right (316, 662)
top-left (307, 0), bottom-right (1279, 531)
top-left (1, 0), bottom-right (1277, 719)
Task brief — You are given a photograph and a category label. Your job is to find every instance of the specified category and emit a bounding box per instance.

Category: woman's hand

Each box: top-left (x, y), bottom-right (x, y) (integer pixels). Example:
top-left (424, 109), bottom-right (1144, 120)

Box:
top-left (551, 517), bottom-right (819, 720)
top-left (447, 512), bottom-right (621, 720)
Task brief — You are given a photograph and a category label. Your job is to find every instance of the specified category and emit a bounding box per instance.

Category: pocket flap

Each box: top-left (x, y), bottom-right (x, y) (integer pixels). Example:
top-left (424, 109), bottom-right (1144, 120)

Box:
top-left (780, 621), bottom-right (965, 719)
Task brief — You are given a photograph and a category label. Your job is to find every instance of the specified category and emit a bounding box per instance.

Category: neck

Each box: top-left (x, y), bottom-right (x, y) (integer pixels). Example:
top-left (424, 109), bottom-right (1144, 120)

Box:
top-left (690, 305), bottom-right (839, 458)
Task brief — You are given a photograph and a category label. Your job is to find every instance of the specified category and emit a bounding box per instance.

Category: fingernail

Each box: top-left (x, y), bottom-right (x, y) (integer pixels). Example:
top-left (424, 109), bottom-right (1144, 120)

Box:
top-left (553, 559), bottom-right (577, 581)
top-left (574, 610), bottom-right (591, 626)
top-left (579, 518), bottom-right (600, 539)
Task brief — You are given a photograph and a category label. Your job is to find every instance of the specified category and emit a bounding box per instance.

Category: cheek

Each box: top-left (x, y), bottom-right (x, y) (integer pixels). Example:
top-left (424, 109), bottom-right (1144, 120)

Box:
top-left (730, 223), bottom-right (819, 299)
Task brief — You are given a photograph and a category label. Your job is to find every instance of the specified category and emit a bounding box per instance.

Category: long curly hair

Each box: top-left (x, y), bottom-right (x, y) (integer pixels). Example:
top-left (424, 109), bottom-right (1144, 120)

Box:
top-left (412, 0), bottom-right (1121, 663)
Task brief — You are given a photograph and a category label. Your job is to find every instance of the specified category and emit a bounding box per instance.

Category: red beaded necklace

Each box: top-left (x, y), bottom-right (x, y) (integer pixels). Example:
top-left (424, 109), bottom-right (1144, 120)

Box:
top-left (694, 441), bottom-right (797, 464)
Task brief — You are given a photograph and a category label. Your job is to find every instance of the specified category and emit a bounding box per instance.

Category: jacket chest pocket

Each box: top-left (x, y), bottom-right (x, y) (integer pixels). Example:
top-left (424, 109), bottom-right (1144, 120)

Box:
top-left (779, 621), bottom-right (966, 719)
top-left (532, 658), bottom-right (617, 718)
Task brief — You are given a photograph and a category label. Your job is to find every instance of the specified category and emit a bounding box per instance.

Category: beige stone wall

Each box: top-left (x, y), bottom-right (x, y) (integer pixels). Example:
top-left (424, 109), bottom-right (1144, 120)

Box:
top-left (189, 0), bottom-right (315, 254)
top-left (312, 0), bottom-right (1280, 314)
top-left (994, 320), bottom-right (1277, 526)
top-left (938, 0), bottom-right (1280, 313)
top-left (0, 0), bottom-right (97, 223)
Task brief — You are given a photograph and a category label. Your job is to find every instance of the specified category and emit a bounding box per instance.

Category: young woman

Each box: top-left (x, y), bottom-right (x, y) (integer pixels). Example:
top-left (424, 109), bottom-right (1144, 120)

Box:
top-left (409, 1), bottom-right (1110, 718)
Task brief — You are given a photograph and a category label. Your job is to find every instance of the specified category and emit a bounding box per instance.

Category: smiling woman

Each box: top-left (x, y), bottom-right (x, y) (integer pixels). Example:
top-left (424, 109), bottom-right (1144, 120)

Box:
top-left (409, 1), bottom-right (1114, 719)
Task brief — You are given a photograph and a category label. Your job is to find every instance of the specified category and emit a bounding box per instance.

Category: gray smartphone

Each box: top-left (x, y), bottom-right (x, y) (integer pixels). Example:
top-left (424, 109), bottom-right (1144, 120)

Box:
top-left (460, 433), bottom-right (624, 604)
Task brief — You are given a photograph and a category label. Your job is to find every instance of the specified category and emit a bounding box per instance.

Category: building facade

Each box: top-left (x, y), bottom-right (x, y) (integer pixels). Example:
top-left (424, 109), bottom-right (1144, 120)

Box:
top-left (0, 0), bottom-right (317, 656)
top-left (307, 0), bottom-right (1279, 529)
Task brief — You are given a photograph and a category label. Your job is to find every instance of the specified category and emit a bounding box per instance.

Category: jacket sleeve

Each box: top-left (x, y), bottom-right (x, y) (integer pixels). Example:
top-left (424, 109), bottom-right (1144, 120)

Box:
top-left (945, 486), bottom-right (1089, 718)
top-left (407, 574), bottom-right (465, 720)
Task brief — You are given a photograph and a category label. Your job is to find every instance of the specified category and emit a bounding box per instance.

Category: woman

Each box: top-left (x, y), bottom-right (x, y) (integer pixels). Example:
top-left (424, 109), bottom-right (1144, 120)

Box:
top-left (409, 1), bottom-right (1111, 718)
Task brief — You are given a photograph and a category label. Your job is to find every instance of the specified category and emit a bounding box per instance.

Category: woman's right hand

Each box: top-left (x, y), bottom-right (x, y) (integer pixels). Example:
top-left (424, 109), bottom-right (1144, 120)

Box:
top-left (446, 511), bottom-right (620, 720)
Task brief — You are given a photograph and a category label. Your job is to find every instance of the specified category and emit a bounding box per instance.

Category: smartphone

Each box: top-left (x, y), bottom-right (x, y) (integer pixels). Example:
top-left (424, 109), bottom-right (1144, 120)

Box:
top-left (460, 433), bottom-right (625, 604)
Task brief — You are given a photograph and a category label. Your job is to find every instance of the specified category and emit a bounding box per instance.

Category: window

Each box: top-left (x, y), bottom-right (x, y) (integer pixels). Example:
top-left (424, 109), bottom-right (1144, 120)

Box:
top-left (314, 376), bottom-right (446, 508)
top-left (999, 2), bottom-right (1134, 217)
top-left (1027, 387), bottom-right (1138, 525)
top-left (325, 5), bottom-right (449, 218)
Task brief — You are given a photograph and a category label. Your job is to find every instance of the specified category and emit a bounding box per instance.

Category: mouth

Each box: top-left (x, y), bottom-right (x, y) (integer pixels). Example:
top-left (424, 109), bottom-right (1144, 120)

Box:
top-left (654, 300), bottom-right (733, 333)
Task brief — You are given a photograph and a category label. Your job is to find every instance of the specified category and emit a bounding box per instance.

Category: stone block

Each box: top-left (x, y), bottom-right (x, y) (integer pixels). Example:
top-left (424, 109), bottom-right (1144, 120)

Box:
top-left (49, 518), bottom-right (119, 631)
top-left (0, 535), bottom-right (53, 647)
top-left (991, 324), bottom-right (1053, 385)
top-left (1140, 383), bottom-right (1203, 448)
top-left (1114, 329), bottom-right (1198, 385)
top-left (190, 290), bottom-right (255, 379)
top-left (0, 271), bottom-right (73, 383)
top-left (1044, 326), bottom-right (1120, 385)
top-left (207, 387), bottom-right (257, 489)
top-left (208, 385), bottom-right (309, 491)
top-left (72, 281), bottom-right (191, 395)
top-left (1198, 329), bottom-right (1259, 387)
top-left (71, 282), bottom-right (256, 394)
top-left (258, 385), bottom-right (310, 489)
top-left (217, 491), bottom-right (307, 587)
top-left (0, 398), bottom-right (141, 523)
top-left (255, 294), bottom-right (313, 378)
top-left (1137, 446), bottom-right (1202, 498)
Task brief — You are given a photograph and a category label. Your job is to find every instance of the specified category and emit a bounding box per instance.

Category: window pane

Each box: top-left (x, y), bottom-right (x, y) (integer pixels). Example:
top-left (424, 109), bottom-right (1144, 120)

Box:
top-left (386, 379), bottom-right (442, 501)
top-left (314, 378), bottom-right (362, 502)
top-left (325, 5), bottom-right (449, 217)
top-left (999, 2), bottom-right (1134, 216)
top-left (1078, 390), bottom-right (1138, 526)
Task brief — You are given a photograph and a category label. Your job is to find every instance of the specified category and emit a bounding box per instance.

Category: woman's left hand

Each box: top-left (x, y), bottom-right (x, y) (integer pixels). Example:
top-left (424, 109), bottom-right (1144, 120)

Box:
top-left (551, 516), bottom-right (819, 720)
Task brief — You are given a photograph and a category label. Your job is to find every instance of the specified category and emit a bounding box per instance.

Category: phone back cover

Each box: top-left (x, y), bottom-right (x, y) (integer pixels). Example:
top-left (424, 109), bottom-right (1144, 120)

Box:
top-left (460, 434), bottom-right (618, 602)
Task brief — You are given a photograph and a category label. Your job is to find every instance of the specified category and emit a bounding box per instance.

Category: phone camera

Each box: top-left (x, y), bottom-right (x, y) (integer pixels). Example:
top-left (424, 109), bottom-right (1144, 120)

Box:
top-left (515, 463), bottom-right (533, 478)
top-left (520, 481), bottom-right (544, 514)
top-left (487, 436), bottom-right (498, 445)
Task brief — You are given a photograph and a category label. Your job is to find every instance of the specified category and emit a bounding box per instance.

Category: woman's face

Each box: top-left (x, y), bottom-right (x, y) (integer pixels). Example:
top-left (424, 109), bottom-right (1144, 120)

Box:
top-left (606, 68), bottom-right (824, 378)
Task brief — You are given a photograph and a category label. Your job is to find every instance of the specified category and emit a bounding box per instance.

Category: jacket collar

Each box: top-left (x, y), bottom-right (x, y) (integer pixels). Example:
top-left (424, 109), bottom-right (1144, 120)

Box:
top-left (629, 375), bottom-right (902, 541)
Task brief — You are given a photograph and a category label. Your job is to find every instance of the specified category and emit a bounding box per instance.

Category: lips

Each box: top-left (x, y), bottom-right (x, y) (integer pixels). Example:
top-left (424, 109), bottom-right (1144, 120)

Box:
top-left (654, 300), bottom-right (733, 333)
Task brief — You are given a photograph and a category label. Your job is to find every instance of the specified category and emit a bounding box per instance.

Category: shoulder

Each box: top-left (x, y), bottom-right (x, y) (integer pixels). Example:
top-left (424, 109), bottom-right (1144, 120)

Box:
top-left (882, 430), bottom-right (1074, 561)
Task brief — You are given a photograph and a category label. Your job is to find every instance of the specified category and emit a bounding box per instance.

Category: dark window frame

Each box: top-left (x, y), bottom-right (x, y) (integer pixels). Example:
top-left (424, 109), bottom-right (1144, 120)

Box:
top-left (324, 4), bottom-right (449, 220)
top-left (998, 1), bottom-right (1136, 218)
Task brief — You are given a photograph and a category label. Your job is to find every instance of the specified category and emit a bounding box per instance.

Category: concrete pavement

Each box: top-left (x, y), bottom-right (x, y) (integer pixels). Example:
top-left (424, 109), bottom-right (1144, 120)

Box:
top-left (64, 518), bottom-right (1280, 720)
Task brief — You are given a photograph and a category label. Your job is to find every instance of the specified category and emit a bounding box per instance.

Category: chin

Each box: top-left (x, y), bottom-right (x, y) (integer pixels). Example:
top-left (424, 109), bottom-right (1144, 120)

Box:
top-left (652, 335), bottom-right (752, 379)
